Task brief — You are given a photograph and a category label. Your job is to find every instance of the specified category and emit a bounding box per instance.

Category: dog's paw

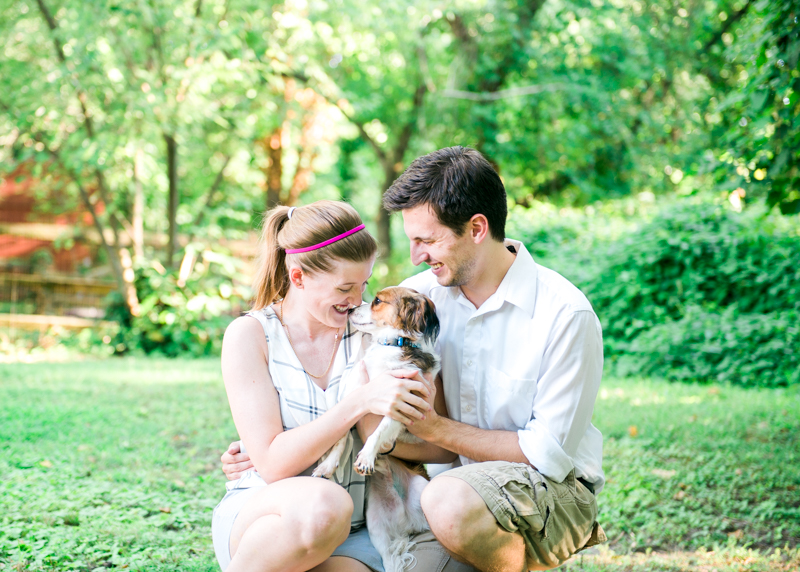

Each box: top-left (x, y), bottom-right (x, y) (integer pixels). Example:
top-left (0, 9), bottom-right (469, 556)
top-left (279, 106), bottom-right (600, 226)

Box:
top-left (354, 450), bottom-right (376, 476)
top-left (312, 457), bottom-right (339, 479)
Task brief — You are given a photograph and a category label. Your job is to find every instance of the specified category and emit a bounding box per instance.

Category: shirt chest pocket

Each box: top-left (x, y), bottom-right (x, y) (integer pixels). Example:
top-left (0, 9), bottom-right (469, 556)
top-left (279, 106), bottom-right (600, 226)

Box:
top-left (481, 366), bottom-right (537, 430)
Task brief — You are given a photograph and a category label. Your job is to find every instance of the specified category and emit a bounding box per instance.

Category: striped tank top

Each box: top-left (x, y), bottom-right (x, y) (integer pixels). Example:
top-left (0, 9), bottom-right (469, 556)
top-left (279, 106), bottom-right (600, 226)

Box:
top-left (228, 305), bottom-right (368, 529)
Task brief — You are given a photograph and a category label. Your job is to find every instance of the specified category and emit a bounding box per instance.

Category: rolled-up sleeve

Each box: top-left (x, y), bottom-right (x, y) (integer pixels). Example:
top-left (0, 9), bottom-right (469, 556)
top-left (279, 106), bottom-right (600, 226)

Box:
top-left (517, 309), bottom-right (603, 481)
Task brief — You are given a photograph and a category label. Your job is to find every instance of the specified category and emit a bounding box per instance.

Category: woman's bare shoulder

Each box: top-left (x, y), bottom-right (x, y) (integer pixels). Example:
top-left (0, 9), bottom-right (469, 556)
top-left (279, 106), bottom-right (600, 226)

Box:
top-left (223, 314), bottom-right (268, 352)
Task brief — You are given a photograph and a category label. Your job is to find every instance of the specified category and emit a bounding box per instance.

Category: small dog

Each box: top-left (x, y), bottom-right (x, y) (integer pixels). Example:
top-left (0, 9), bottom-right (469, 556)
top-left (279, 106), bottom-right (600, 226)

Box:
top-left (313, 287), bottom-right (441, 572)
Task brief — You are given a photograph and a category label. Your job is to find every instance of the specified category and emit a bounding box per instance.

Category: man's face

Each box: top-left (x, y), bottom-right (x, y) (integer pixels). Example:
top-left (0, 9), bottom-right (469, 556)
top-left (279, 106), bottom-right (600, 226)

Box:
top-left (402, 205), bottom-right (477, 287)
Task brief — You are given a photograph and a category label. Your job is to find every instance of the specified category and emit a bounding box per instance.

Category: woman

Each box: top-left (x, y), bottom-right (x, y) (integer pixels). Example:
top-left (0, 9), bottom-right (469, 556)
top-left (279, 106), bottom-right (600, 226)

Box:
top-left (212, 201), bottom-right (435, 572)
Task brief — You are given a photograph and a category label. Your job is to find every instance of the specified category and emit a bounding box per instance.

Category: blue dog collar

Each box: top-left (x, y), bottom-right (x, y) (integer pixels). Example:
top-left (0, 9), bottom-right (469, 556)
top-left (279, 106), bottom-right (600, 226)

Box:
top-left (376, 336), bottom-right (420, 349)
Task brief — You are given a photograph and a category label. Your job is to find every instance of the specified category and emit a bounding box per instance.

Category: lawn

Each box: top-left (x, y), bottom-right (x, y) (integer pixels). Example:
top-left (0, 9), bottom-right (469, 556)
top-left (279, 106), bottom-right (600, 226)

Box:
top-left (0, 358), bottom-right (798, 571)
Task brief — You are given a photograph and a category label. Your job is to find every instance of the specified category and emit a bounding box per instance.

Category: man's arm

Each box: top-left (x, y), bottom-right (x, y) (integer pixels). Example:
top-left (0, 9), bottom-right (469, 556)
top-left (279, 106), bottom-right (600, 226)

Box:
top-left (410, 310), bottom-right (602, 476)
top-left (221, 440), bottom-right (254, 480)
top-left (517, 310), bottom-right (603, 480)
top-left (405, 377), bottom-right (529, 464)
top-left (411, 415), bottom-right (529, 464)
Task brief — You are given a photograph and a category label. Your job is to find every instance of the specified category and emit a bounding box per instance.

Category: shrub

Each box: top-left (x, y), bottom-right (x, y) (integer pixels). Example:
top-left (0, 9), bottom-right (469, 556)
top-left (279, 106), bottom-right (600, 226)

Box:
top-left (581, 203), bottom-right (800, 354)
top-left (618, 306), bottom-right (800, 387)
top-left (514, 199), bottom-right (800, 386)
top-left (107, 247), bottom-right (251, 357)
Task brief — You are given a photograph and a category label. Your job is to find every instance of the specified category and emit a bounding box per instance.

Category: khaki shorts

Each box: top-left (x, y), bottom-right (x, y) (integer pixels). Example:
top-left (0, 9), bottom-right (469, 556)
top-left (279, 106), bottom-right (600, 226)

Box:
top-left (441, 462), bottom-right (606, 569)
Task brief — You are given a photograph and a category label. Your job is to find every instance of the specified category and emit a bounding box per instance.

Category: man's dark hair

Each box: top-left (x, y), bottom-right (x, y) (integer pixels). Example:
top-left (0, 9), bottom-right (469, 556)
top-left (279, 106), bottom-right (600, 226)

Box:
top-left (382, 146), bottom-right (507, 241)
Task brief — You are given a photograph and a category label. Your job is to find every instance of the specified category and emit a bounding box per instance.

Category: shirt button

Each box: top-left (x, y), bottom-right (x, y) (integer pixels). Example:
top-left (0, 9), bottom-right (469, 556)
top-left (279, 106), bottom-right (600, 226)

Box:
top-left (465, 405), bottom-right (473, 412)
top-left (466, 360), bottom-right (473, 367)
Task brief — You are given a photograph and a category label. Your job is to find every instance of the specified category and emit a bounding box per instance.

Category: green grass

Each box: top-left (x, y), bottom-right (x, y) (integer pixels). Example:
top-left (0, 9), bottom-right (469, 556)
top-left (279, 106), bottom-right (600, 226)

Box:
top-left (0, 359), bottom-right (233, 572)
top-left (1, 359), bottom-right (798, 571)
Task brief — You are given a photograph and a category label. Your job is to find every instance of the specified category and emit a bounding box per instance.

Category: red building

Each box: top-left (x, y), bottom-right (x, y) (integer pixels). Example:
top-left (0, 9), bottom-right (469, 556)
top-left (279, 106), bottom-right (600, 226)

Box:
top-left (0, 165), bottom-right (99, 275)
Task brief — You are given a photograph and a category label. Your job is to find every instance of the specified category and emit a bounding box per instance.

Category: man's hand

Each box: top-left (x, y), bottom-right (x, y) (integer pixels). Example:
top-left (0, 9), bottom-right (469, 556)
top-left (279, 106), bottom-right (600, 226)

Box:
top-left (221, 441), bottom-right (254, 481)
top-left (405, 370), bottom-right (442, 441)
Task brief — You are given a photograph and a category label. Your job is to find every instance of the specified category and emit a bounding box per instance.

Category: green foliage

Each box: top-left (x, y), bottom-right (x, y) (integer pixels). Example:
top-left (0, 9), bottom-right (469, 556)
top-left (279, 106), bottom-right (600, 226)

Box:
top-left (513, 199), bottom-right (800, 386)
top-left (0, 323), bottom-right (119, 361)
top-left (107, 247), bottom-right (250, 357)
top-left (1, 359), bottom-right (798, 571)
top-left (622, 306), bottom-right (800, 387)
top-left (716, 0), bottom-right (800, 214)
top-left (2, 0), bottom-right (797, 269)
top-left (584, 203), bottom-right (800, 346)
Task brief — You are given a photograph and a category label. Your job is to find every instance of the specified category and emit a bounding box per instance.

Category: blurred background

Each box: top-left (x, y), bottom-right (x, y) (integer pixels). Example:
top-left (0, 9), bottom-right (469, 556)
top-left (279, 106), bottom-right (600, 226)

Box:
top-left (0, 0), bottom-right (798, 385)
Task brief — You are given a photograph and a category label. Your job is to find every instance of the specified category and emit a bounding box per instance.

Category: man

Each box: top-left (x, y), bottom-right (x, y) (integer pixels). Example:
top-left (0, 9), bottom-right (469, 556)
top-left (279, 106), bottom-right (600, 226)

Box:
top-left (223, 147), bottom-right (605, 571)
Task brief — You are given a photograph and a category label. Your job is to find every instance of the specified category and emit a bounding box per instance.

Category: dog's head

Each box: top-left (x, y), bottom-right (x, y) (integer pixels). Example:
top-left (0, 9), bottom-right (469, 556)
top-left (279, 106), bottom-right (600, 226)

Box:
top-left (350, 286), bottom-right (439, 344)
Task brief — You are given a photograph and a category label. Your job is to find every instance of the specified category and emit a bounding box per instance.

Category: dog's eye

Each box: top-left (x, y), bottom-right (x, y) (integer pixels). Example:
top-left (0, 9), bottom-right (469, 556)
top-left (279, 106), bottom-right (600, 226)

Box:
top-left (372, 298), bottom-right (382, 306)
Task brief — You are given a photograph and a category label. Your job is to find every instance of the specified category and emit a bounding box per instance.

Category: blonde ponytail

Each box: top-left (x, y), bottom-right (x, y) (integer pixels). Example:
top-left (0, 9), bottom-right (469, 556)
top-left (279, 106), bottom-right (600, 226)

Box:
top-left (251, 201), bottom-right (377, 310)
top-left (251, 206), bottom-right (292, 310)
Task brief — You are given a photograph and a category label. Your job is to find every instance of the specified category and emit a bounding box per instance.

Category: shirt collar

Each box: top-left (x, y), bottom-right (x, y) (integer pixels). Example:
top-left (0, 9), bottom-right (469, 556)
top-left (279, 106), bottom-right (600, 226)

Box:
top-left (448, 238), bottom-right (538, 317)
top-left (493, 239), bottom-right (537, 317)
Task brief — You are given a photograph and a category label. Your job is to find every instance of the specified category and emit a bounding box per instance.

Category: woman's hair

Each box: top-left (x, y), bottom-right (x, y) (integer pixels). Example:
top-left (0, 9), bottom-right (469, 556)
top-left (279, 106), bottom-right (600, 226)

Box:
top-left (251, 200), bottom-right (378, 310)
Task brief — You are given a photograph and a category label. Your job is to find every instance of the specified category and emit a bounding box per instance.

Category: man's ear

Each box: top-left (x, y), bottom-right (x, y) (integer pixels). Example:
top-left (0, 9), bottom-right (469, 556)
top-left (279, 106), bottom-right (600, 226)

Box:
top-left (468, 214), bottom-right (490, 244)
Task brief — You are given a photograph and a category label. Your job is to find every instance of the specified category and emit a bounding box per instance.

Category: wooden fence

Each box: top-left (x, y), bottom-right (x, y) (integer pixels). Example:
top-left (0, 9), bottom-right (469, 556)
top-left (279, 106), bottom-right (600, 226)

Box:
top-left (0, 273), bottom-right (116, 329)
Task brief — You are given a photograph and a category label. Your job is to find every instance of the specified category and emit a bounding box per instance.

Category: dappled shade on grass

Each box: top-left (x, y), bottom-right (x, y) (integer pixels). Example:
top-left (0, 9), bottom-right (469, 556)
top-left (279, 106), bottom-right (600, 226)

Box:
top-left (0, 359), bottom-right (798, 571)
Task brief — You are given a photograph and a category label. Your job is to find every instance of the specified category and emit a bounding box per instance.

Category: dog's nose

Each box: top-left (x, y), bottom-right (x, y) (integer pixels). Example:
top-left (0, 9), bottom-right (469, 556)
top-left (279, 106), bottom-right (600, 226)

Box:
top-left (347, 306), bottom-right (356, 314)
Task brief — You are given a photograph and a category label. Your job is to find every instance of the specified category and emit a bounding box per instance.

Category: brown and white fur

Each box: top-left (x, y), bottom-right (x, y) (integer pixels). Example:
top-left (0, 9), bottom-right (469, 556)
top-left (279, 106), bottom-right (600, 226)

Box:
top-left (312, 287), bottom-right (440, 572)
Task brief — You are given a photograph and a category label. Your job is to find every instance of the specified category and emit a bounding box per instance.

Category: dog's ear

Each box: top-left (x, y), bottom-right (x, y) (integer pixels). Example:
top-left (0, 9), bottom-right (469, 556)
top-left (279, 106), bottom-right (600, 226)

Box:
top-left (399, 294), bottom-right (440, 342)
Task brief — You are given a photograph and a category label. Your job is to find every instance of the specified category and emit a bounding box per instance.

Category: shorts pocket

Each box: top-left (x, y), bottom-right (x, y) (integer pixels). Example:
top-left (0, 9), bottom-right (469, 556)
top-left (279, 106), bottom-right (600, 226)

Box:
top-left (476, 462), bottom-right (552, 538)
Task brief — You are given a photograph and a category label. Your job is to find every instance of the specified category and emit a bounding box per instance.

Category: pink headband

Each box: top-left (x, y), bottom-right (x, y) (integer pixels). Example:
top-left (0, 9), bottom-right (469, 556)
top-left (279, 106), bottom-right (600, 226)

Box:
top-left (285, 224), bottom-right (366, 254)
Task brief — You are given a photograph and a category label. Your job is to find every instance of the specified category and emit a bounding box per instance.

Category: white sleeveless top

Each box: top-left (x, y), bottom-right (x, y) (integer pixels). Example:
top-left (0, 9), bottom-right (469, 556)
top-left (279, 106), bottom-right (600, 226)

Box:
top-left (226, 305), bottom-right (368, 529)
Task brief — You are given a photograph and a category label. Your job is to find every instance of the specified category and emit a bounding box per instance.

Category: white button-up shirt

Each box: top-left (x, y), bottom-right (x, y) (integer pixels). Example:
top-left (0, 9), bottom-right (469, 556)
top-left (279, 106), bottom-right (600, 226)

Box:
top-left (401, 239), bottom-right (605, 492)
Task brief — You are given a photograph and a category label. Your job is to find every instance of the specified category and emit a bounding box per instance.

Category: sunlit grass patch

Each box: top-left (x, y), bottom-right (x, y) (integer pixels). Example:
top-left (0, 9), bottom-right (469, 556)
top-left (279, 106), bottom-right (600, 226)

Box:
top-left (0, 358), bottom-right (232, 571)
top-left (0, 359), bottom-right (798, 571)
top-left (564, 545), bottom-right (800, 572)
top-left (595, 376), bottom-right (800, 553)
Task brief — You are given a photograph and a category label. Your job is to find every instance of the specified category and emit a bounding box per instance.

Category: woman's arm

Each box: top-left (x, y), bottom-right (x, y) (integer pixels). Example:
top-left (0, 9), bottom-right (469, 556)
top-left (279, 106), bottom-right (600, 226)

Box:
top-left (222, 316), bottom-right (432, 483)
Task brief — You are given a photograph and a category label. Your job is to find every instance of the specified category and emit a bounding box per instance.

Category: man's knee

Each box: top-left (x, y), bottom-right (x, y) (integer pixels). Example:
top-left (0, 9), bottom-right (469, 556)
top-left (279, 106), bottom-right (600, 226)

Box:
top-left (421, 477), bottom-right (490, 547)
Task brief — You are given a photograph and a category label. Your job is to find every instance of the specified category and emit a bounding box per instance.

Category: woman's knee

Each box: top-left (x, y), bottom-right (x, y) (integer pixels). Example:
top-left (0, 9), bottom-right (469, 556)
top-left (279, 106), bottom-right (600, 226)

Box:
top-left (294, 480), bottom-right (353, 552)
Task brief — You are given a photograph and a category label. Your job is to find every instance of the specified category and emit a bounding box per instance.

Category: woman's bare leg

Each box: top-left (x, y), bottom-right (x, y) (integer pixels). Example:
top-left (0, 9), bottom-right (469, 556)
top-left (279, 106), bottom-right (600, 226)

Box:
top-left (228, 477), bottom-right (354, 572)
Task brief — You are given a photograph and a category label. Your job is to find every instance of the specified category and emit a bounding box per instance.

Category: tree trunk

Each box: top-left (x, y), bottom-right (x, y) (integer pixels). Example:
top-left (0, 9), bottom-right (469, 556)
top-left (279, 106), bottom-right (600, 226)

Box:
top-left (132, 148), bottom-right (144, 261)
top-left (164, 132), bottom-right (179, 267)
top-left (71, 175), bottom-right (138, 317)
top-left (118, 247), bottom-right (141, 316)
top-left (266, 127), bottom-right (283, 209)
top-left (376, 162), bottom-right (400, 259)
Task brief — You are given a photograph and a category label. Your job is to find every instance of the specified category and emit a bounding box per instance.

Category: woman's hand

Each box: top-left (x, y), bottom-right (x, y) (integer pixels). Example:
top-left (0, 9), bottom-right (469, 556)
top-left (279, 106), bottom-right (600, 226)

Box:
top-left (355, 367), bottom-right (432, 425)
top-left (221, 441), bottom-right (254, 481)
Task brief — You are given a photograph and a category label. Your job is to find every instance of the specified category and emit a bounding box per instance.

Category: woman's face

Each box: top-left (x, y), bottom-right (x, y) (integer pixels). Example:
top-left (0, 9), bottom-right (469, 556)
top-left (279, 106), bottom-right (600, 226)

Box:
top-left (293, 257), bottom-right (375, 330)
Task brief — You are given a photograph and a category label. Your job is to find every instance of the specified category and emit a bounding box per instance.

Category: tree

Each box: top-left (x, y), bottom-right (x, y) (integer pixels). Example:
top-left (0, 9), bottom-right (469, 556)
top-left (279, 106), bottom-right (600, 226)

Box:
top-left (715, 0), bottom-right (799, 213)
top-left (0, 0), bottom-right (338, 315)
